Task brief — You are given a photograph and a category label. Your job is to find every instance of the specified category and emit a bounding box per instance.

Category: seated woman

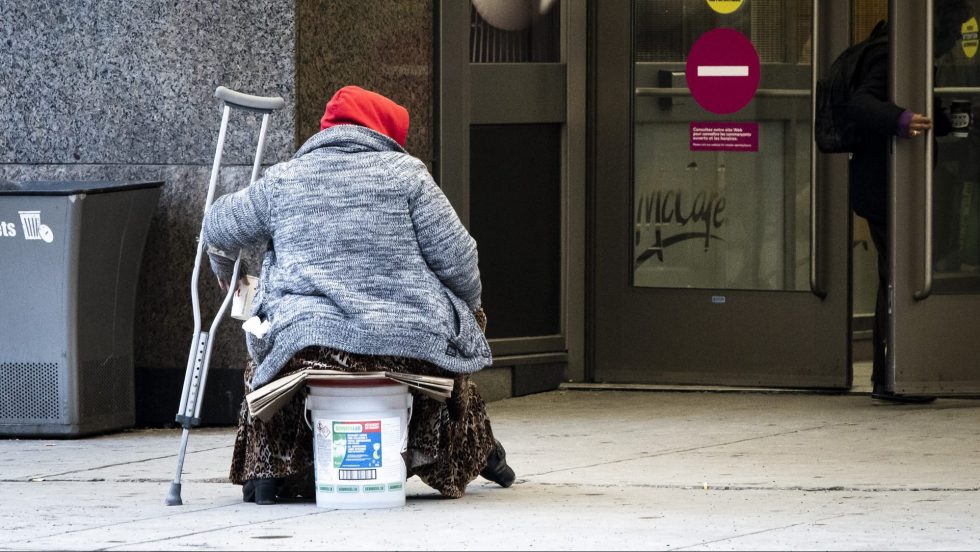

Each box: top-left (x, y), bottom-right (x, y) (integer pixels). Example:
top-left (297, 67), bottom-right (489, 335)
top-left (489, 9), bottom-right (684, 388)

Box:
top-left (203, 85), bottom-right (515, 504)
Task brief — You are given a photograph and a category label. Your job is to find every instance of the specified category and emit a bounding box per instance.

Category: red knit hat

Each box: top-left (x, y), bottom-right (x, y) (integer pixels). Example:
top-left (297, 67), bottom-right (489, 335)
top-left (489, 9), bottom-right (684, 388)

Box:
top-left (319, 85), bottom-right (410, 147)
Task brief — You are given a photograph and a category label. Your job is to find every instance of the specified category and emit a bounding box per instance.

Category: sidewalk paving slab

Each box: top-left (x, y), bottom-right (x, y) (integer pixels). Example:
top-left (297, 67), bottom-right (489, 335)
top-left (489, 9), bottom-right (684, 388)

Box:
top-left (1, 389), bottom-right (979, 551)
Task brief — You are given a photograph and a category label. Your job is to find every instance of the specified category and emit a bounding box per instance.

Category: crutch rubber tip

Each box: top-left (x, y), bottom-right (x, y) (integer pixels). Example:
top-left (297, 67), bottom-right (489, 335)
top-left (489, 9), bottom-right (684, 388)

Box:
top-left (165, 483), bottom-right (183, 506)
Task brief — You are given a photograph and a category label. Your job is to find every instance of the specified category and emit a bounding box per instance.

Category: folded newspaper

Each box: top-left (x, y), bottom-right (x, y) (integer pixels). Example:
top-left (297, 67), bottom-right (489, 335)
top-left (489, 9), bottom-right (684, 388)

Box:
top-left (245, 368), bottom-right (455, 422)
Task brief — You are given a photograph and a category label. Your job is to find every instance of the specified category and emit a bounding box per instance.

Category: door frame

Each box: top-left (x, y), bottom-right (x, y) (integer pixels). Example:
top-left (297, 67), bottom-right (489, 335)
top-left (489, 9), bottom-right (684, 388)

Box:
top-left (436, 0), bottom-right (588, 381)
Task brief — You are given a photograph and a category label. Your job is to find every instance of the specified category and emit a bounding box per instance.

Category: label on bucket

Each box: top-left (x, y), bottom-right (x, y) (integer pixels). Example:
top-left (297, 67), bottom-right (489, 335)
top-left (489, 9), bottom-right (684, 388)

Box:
top-left (333, 420), bottom-right (383, 469)
top-left (313, 416), bottom-right (403, 490)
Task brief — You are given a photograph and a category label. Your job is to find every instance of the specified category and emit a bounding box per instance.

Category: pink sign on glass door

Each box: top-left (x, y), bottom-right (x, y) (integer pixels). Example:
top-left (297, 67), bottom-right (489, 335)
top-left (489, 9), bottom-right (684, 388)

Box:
top-left (685, 28), bottom-right (760, 114)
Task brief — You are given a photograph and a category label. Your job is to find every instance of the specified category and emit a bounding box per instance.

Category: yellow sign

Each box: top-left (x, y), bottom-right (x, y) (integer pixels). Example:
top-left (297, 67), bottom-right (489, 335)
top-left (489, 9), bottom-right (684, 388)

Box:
top-left (706, 0), bottom-right (744, 15)
top-left (963, 17), bottom-right (979, 59)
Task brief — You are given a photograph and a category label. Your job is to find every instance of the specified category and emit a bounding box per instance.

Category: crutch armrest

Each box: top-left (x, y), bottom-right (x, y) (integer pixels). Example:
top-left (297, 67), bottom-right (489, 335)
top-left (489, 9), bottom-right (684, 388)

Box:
top-left (214, 86), bottom-right (285, 113)
top-left (206, 244), bottom-right (238, 260)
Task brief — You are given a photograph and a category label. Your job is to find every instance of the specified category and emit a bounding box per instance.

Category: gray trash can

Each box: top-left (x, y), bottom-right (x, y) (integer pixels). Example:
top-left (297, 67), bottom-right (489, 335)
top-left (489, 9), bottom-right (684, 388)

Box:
top-left (0, 180), bottom-right (164, 437)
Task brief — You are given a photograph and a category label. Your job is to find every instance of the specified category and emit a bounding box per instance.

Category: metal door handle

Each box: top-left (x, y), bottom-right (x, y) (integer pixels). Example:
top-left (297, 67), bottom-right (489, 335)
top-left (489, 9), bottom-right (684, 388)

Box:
top-left (634, 88), bottom-right (809, 97)
top-left (809, 0), bottom-right (826, 299)
top-left (914, 5), bottom-right (935, 301)
top-left (914, 138), bottom-right (933, 301)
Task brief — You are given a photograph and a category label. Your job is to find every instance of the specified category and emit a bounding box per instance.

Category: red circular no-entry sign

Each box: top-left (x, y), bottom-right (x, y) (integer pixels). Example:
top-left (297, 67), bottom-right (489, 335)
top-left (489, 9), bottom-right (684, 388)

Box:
top-left (685, 28), bottom-right (760, 114)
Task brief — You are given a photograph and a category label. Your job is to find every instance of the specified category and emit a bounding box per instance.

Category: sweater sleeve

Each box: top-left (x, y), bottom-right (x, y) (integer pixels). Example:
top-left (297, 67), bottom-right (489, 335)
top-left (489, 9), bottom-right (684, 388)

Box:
top-left (408, 171), bottom-right (483, 310)
top-left (202, 178), bottom-right (274, 282)
top-left (847, 45), bottom-right (906, 137)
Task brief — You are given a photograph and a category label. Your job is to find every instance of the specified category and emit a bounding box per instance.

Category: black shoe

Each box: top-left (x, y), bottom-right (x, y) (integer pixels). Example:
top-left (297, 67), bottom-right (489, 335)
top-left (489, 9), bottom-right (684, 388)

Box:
top-left (252, 478), bottom-right (283, 505)
top-left (279, 470), bottom-right (316, 501)
top-left (872, 384), bottom-right (936, 404)
top-left (480, 439), bottom-right (516, 488)
top-left (242, 480), bottom-right (255, 503)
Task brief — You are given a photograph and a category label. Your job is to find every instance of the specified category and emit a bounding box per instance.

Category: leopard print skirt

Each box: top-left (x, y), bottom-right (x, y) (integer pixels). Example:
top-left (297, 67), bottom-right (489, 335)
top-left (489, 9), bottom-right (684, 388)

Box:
top-left (229, 346), bottom-right (497, 499)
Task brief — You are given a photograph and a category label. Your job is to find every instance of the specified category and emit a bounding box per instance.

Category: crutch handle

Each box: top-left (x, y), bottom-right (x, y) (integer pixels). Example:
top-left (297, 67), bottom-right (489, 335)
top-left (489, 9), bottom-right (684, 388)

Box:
top-left (214, 86), bottom-right (285, 113)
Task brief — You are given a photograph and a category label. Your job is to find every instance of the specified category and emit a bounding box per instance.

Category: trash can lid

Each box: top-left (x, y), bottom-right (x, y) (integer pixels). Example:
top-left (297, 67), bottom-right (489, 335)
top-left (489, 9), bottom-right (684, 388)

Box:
top-left (0, 180), bottom-right (164, 196)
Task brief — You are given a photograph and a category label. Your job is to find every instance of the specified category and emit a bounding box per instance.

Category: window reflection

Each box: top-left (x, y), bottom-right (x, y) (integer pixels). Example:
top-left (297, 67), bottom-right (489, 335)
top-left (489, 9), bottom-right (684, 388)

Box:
top-left (470, 0), bottom-right (561, 63)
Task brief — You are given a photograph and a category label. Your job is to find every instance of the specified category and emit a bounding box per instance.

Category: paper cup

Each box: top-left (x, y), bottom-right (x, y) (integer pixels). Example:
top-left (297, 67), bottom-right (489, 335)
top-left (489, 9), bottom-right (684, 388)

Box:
top-left (950, 99), bottom-right (972, 138)
top-left (231, 276), bottom-right (259, 321)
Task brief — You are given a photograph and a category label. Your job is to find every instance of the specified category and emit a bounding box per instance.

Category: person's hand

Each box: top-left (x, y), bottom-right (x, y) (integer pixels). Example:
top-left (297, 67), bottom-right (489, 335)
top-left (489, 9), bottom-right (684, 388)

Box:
top-left (908, 113), bottom-right (933, 137)
top-left (216, 277), bottom-right (232, 293)
top-left (216, 275), bottom-right (249, 294)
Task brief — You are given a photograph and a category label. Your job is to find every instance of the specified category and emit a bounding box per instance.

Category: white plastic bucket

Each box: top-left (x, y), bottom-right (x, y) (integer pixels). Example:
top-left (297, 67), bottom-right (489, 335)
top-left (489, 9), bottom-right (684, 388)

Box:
top-left (305, 380), bottom-right (413, 509)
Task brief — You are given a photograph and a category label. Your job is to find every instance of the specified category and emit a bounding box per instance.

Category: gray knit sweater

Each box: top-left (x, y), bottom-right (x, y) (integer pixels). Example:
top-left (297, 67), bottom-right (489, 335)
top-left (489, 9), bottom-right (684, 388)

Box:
top-left (203, 125), bottom-right (491, 387)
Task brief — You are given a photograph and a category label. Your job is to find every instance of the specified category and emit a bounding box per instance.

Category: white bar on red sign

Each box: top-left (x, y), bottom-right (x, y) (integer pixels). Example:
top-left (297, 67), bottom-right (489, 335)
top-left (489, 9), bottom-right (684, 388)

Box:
top-left (697, 65), bottom-right (749, 77)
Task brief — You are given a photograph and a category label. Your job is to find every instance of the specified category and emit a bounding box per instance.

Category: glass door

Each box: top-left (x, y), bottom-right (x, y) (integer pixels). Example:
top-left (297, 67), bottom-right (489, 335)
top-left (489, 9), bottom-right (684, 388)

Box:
top-left (590, 0), bottom-right (852, 386)
top-left (889, 0), bottom-right (980, 394)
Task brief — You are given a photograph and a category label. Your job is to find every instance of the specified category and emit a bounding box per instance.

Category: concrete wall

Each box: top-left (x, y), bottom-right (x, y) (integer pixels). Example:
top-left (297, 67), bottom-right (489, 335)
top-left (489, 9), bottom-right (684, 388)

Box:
top-left (0, 0), bottom-right (434, 425)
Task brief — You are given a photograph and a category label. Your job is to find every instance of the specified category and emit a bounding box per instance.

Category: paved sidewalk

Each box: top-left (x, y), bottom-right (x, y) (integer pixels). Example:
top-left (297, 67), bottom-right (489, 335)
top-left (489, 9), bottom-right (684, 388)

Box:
top-left (2, 389), bottom-right (980, 551)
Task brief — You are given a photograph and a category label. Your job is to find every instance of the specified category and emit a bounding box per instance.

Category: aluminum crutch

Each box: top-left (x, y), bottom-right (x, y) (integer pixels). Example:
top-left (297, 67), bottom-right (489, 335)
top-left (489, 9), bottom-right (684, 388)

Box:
top-left (166, 86), bottom-right (285, 506)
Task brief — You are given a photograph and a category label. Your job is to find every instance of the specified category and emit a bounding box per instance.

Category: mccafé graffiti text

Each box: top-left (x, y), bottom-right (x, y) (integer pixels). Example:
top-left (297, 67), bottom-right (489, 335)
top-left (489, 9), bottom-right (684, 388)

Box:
top-left (634, 187), bottom-right (727, 265)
